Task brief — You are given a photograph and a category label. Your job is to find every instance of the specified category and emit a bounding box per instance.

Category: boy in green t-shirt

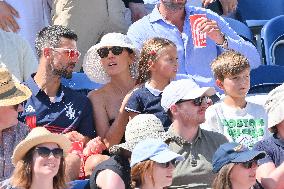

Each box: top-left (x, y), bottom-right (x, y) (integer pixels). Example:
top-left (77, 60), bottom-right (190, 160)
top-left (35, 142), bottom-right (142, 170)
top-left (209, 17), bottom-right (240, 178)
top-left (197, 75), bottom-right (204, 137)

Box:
top-left (201, 50), bottom-right (268, 148)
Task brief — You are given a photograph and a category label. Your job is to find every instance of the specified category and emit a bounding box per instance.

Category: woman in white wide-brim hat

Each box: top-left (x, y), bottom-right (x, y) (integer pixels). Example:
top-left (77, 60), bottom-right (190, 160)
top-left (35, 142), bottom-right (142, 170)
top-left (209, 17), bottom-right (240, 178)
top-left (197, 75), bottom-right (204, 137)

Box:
top-left (2, 127), bottom-right (71, 189)
top-left (0, 67), bottom-right (32, 181)
top-left (83, 33), bottom-right (138, 149)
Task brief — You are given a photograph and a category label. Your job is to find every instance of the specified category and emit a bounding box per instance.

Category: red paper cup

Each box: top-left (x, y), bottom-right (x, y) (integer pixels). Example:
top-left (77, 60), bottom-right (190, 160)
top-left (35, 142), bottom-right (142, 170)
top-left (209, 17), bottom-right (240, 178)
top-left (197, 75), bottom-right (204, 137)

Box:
top-left (190, 14), bottom-right (207, 48)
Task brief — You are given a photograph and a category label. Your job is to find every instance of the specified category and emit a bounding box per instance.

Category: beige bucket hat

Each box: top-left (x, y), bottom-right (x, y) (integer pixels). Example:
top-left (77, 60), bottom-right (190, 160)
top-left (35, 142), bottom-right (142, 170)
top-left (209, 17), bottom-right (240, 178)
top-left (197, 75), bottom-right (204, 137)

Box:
top-left (109, 114), bottom-right (175, 154)
top-left (264, 83), bottom-right (284, 129)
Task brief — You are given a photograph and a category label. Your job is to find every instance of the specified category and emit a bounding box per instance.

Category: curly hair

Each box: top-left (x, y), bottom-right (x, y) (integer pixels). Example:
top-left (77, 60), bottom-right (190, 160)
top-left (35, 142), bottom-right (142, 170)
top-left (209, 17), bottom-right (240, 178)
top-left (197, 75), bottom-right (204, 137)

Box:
top-left (10, 147), bottom-right (67, 189)
top-left (136, 37), bottom-right (177, 85)
top-left (212, 163), bottom-right (235, 189)
top-left (35, 25), bottom-right (78, 58)
top-left (211, 50), bottom-right (250, 81)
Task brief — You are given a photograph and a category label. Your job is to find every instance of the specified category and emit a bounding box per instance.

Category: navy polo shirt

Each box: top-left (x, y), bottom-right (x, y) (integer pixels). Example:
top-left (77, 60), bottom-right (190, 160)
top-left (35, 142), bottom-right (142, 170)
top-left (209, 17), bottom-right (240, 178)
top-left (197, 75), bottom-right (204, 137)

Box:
top-left (125, 83), bottom-right (172, 130)
top-left (19, 74), bottom-right (95, 138)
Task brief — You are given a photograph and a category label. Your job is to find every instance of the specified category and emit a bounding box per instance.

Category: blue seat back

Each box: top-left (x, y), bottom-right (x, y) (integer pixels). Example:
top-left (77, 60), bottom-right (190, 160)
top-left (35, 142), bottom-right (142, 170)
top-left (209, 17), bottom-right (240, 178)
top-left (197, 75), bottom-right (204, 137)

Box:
top-left (224, 17), bottom-right (254, 45)
top-left (68, 179), bottom-right (90, 189)
top-left (237, 0), bottom-right (284, 22)
top-left (271, 39), bottom-right (284, 66)
top-left (261, 15), bottom-right (284, 65)
top-left (249, 65), bottom-right (284, 94)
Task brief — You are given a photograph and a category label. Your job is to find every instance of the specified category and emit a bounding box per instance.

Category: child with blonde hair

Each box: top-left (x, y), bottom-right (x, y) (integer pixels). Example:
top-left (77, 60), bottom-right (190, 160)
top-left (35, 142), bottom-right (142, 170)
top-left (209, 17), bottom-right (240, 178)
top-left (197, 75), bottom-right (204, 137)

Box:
top-left (125, 37), bottom-right (178, 129)
top-left (202, 50), bottom-right (268, 148)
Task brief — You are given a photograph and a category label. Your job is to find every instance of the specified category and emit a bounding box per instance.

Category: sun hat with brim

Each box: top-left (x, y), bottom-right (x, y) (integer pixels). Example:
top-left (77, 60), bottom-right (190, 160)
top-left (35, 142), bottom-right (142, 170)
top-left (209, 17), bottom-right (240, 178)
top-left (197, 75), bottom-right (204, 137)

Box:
top-left (109, 114), bottom-right (175, 154)
top-left (0, 67), bottom-right (32, 106)
top-left (212, 142), bottom-right (266, 173)
top-left (161, 79), bottom-right (216, 112)
top-left (83, 32), bottom-right (139, 84)
top-left (130, 138), bottom-right (184, 167)
top-left (264, 83), bottom-right (284, 129)
top-left (12, 127), bottom-right (72, 165)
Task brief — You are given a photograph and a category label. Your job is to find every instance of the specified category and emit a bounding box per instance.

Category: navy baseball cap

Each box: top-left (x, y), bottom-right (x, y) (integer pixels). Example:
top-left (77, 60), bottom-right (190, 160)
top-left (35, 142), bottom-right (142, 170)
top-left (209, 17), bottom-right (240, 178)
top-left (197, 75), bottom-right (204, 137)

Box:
top-left (212, 142), bottom-right (266, 173)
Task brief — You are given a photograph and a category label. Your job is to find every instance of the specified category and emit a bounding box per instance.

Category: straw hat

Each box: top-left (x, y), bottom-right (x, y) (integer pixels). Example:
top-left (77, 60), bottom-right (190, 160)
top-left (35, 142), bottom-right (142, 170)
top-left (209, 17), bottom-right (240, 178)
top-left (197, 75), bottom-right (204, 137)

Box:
top-left (12, 127), bottom-right (72, 165)
top-left (83, 32), bottom-right (138, 84)
top-left (109, 114), bottom-right (175, 154)
top-left (0, 67), bottom-right (32, 106)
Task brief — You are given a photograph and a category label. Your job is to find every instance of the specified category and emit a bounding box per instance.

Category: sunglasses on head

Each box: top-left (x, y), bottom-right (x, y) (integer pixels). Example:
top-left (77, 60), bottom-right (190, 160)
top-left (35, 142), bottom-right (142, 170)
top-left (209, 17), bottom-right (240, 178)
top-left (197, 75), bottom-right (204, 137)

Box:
top-left (97, 46), bottom-right (133, 58)
top-left (52, 48), bottom-right (81, 59)
top-left (157, 159), bottom-right (178, 168)
top-left (238, 160), bottom-right (258, 169)
top-left (34, 146), bottom-right (63, 159)
top-left (176, 96), bottom-right (210, 106)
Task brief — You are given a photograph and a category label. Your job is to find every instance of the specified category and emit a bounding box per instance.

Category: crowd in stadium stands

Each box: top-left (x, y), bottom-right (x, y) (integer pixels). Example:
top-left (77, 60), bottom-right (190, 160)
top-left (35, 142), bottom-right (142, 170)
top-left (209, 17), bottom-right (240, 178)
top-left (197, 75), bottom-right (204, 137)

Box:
top-left (1, 0), bottom-right (284, 189)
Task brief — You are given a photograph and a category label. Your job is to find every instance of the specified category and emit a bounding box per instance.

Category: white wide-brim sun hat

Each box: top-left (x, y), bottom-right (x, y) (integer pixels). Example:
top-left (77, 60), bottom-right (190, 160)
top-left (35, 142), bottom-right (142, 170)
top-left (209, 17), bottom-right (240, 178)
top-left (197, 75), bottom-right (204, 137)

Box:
top-left (83, 32), bottom-right (139, 84)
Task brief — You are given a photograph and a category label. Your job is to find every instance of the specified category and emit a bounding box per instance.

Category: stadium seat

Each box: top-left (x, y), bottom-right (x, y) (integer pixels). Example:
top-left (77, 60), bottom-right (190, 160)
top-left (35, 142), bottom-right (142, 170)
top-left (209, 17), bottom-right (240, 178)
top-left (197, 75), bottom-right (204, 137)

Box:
top-left (236, 0), bottom-right (284, 56)
top-left (261, 15), bottom-right (284, 65)
top-left (61, 72), bottom-right (102, 95)
top-left (68, 179), bottom-right (90, 189)
top-left (236, 0), bottom-right (284, 28)
top-left (248, 65), bottom-right (284, 94)
top-left (271, 39), bottom-right (284, 66)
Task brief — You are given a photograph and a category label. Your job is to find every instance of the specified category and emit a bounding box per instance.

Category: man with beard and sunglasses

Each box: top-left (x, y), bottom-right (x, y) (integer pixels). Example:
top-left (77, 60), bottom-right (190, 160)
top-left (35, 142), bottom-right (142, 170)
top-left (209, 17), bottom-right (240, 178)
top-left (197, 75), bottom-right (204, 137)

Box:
top-left (161, 79), bottom-right (228, 188)
top-left (127, 0), bottom-right (260, 93)
top-left (18, 25), bottom-right (100, 181)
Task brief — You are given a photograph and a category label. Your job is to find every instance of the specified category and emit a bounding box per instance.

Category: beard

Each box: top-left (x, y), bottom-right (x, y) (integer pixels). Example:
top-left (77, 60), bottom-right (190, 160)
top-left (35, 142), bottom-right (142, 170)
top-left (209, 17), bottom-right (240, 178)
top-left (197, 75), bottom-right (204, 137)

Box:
top-left (52, 68), bottom-right (73, 79)
top-left (161, 0), bottom-right (186, 11)
top-left (50, 62), bottom-right (74, 79)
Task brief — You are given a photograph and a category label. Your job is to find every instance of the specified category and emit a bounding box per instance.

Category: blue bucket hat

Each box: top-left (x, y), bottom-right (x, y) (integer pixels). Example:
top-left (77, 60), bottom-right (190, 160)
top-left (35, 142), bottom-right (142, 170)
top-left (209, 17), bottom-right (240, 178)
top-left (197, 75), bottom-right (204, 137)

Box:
top-left (130, 138), bottom-right (184, 167)
top-left (212, 142), bottom-right (266, 173)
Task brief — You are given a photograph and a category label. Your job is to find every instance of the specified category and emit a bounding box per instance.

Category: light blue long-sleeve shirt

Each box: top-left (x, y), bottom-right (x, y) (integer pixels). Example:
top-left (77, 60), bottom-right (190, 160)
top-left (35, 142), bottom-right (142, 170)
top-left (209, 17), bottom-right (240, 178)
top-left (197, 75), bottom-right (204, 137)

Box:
top-left (127, 5), bottom-right (261, 90)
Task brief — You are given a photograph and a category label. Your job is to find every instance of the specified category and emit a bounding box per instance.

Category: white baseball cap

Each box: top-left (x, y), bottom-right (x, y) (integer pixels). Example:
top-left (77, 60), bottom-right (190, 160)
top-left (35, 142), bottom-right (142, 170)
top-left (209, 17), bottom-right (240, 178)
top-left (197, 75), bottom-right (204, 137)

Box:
top-left (161, 79), bottom-right (216, 112)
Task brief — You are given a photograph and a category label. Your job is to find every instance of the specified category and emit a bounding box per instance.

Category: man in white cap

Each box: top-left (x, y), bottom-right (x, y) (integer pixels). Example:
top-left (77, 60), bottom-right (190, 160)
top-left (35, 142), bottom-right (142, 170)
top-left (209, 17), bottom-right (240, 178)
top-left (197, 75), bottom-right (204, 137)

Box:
top-left (253, 83), bottom-right (284, 189)
top-left (161, 79), bottom-right (228, 188)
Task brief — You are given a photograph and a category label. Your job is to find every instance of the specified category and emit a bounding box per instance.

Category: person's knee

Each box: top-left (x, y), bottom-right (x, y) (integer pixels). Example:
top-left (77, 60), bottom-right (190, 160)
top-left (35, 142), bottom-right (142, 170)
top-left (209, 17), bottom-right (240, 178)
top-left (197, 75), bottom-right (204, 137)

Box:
top-left (84, 154), bottom-right (110, 177)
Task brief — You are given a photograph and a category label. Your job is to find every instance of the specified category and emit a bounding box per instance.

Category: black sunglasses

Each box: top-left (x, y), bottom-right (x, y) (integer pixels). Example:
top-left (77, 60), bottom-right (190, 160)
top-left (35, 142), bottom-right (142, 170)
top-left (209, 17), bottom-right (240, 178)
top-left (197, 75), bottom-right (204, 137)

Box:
top-left (176, 96), bottom-right (210, 106)
top-left (34, 147), bottom-right (63, 159)
top-left (238, 160), bottom-right (258, 169)
top-left (97, 46), bottom-right (133, 58)
top-left (157, 159), bottom-right (178, 168)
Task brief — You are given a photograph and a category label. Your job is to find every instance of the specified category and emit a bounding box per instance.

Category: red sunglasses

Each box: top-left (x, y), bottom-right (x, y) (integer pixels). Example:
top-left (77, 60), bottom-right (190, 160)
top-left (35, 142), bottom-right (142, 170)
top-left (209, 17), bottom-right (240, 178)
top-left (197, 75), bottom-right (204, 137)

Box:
top-left (52, 48), bottom-right (81, 59)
